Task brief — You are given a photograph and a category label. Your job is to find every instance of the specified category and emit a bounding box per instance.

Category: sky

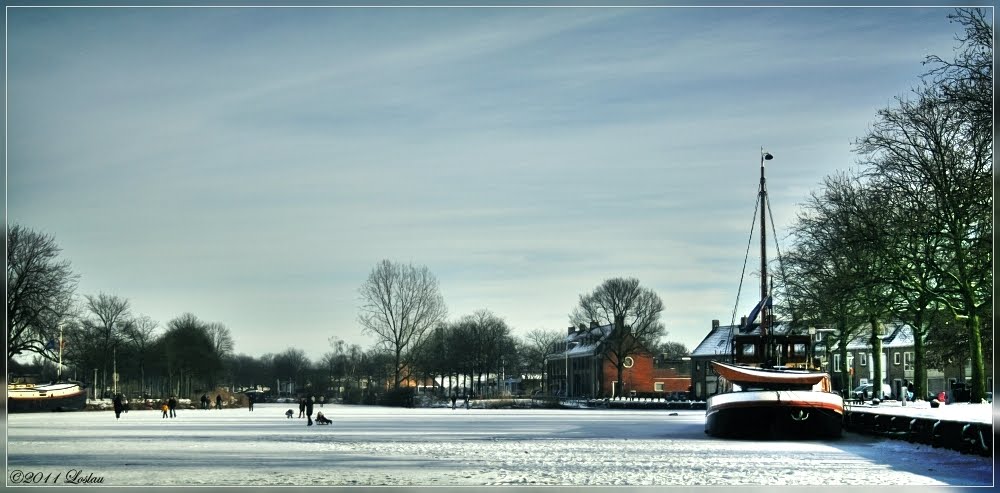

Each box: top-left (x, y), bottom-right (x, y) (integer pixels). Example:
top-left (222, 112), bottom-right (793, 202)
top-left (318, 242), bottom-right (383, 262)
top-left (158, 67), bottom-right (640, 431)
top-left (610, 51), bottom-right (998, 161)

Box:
top-left (5, 5), bottom-right (973, 362)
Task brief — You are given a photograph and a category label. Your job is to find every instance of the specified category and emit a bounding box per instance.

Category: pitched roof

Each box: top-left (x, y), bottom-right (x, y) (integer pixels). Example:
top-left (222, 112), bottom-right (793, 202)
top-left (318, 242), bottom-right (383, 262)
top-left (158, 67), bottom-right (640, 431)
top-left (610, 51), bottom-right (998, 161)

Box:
top-left (546, 323), bottom-right (614, 359)
top-left (834, 323), bottom-right (916, 351)
top-left (691, 321), bottom-right (798, 357)
top-left (691, 324), bottom-right (736, 357)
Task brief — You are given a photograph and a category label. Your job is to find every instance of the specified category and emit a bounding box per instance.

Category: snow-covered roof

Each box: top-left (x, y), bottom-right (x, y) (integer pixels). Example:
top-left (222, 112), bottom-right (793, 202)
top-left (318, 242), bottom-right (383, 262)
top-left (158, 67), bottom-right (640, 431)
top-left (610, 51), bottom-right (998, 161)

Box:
top-left (829, 323), bottom-right (916, 351)
top-left (691, 322), bottom-right (798, 357)
top-left (545, 323), bottom-right (614, 359)
top-left (691, 324), bottom-right (735, 357)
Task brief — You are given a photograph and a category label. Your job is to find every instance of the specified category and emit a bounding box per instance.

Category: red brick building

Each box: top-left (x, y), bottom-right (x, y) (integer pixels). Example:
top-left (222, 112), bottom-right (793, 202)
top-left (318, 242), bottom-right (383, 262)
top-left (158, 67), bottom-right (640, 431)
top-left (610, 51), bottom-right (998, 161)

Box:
top-left (544, 321), bottom-right (690, 398)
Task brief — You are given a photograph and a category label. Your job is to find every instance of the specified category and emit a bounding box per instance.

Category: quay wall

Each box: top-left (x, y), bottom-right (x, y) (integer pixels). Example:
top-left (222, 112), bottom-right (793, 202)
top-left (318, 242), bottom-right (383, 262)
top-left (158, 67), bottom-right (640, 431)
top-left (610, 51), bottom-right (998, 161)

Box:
top-left (843, 404), bottom-right (992, 457)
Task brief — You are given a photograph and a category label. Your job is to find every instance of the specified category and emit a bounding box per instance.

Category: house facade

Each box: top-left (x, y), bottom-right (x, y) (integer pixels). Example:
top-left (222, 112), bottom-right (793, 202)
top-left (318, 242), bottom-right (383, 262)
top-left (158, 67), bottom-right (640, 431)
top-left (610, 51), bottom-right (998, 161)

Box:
top-left (816, 323), bottom-right (993, 399)
top-left (544, 321), bottom-right (690, 398)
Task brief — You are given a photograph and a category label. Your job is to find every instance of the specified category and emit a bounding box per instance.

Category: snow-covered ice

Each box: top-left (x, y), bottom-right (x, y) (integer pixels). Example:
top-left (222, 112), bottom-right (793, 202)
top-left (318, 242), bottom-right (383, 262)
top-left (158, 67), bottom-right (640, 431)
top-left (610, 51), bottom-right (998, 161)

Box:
top-left (4, 402), bottom-right (993, 486)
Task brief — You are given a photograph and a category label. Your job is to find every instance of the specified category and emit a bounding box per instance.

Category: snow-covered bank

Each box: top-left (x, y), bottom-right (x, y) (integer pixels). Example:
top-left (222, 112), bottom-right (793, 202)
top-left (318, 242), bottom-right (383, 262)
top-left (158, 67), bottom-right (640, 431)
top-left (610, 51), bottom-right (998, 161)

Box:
top-left (846, 399), bottom-right (993, 424)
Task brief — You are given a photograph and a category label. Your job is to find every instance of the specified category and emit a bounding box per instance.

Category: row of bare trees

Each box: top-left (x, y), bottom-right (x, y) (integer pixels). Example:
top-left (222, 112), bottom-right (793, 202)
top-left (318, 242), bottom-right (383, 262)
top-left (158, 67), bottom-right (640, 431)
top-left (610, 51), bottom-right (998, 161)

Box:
top-left (9, 232), bottom-right (680, 401)
top-left (357, 258), bottom-right (672, 397)
top-left (782, 9), bottom-right (992, 402)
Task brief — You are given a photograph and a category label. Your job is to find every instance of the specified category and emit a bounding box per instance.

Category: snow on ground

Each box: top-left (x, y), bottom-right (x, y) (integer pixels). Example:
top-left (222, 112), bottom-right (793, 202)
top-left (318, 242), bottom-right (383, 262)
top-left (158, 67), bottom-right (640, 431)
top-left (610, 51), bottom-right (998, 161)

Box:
top-left (4, 403), bottom-right (993, 486)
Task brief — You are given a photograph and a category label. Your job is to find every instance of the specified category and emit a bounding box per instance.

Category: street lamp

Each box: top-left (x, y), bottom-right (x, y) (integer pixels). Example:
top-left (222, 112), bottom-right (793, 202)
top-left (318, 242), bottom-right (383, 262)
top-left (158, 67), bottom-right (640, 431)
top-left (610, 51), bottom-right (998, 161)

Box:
top-left (808, 327), bottom-right (817, 368)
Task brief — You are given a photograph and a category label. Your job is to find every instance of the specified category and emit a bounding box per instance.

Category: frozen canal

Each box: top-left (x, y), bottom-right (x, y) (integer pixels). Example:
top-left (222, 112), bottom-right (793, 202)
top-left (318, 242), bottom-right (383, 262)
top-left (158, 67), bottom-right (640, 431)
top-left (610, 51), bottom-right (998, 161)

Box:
top-left (5, 403), bottom-right (993, 486)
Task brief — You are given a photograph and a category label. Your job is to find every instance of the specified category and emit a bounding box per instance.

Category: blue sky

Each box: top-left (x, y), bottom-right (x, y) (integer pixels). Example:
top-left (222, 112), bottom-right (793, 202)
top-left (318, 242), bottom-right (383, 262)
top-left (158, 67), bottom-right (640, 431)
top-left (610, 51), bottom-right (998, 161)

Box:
top-left (6, 6), bottom-right (966, 361)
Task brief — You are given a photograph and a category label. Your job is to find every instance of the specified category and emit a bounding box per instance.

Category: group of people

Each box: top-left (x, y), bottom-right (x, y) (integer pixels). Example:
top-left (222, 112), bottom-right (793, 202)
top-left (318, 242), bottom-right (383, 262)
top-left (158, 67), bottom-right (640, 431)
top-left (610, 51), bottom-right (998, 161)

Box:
top-left (293, 395), bottom-right (333, 425)
top-left (161, 396), bottom-right (178, 418)
top-left (116, 392), bottom-right (334, 424)
top-left (199, 394), bottom-right (224, 410)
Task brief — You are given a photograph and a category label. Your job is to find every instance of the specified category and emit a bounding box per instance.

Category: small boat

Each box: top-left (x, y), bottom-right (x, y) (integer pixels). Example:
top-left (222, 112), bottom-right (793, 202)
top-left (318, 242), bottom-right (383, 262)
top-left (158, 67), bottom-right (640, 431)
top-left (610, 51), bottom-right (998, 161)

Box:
top-left (704, 150), bottom-right (844, 439)
top-left (8, 379), bottom-right (88, 413)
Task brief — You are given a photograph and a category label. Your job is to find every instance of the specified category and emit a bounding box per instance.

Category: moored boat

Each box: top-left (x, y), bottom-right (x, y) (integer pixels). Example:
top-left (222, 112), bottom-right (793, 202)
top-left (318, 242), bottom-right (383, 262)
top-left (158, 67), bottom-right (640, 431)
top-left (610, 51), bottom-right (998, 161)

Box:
top-left (8, 328), bottom-right (88, 413)
top-left (8, 379), bottom-right (88, 413)
top-left (704, 150), bottom-right (844, 439)
top-left (706, 361), bottom-right (843, 438)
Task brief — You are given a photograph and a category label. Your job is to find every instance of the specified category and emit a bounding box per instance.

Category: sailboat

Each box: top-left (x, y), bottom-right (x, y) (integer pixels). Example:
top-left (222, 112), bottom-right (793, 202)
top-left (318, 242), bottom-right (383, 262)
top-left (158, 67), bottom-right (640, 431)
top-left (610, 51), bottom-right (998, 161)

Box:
top-left (704, 150), bottom-right (844, 439)
top-left (8, 328), bottom-right (88, 413)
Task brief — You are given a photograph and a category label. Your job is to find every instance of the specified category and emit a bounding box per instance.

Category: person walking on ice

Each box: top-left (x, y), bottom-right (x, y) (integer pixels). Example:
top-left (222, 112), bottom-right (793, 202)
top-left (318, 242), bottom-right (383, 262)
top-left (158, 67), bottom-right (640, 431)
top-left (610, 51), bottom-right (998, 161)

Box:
top-left (216, 394), bottom-right (223, 410)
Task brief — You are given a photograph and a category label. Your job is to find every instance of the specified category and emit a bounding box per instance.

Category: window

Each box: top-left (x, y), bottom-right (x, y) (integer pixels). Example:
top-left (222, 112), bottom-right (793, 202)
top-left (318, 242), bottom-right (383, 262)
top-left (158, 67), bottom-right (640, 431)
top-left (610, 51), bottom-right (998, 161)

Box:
top-left (740, 343), bottom-right (755, 356)
top-left (903, 352), bottom-right (913, 371)
top-left (654, 382), bottom-right (664, 392)
top-left (623, 356), bottom-right (634, 368)
top-left (894, 352), bottom-right (901, 365)
top-left (834, 354), bottom-right (841, 372)
top-left (793, 343), bottom-right (806, 357)
top-left (860, 353), bottom-right (867, 366)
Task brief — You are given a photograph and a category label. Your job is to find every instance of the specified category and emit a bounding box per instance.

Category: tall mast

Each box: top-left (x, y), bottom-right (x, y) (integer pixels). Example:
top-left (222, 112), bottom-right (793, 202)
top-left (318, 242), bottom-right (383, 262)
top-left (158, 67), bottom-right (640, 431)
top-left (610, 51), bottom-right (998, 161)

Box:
top-left (760, 149), bottom-right (773, 362)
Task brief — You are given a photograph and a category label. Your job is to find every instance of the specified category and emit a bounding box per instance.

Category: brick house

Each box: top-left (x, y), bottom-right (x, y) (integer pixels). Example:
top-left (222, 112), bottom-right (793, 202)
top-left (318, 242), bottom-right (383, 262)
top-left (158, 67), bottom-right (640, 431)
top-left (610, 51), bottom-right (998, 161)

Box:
top-left (544, 320), bottom-right (690, 398)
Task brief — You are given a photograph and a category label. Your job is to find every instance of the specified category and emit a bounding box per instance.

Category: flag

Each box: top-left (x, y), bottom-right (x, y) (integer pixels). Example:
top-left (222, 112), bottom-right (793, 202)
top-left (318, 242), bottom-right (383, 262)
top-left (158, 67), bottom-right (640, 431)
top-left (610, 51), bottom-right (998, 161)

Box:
top-left (45, 338), bottom-right (56, 350)
top-left (744, 296), bottom-right (772, 328)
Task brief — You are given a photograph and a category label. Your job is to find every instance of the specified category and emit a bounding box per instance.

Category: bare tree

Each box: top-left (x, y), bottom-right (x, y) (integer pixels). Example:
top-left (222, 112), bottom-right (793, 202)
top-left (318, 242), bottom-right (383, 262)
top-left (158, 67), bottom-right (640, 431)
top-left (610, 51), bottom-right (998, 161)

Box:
top-left (205, 322), bottom-right (235, 358)
top-left (457, 309), bottom-right (512, 397)
top-left (570, 277), bottom-right (665, 397)
top-left (80, 293), bottom-right (132, 397)
top-left (272, 347), bottom-right (311, 392)
top-left (855, 85), bottom-right (991, 403)
top-left (358, 260), bottom-right (448, 389)
top-left (923, 8), bottom-right (992, 142)
top-left (122, 314), bottom-right (159, 396)
top-left (522, 328), bottom-right (563, 389)
top-left (7, 223), bottom-right (79, 359)
top-left (161, 313), bottom-right (222, 396)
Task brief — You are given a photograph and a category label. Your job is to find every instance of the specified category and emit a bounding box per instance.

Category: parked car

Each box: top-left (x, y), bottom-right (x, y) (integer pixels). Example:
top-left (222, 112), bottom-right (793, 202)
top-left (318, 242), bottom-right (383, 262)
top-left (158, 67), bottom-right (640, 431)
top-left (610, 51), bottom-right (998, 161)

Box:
top-left (851, 383), bottom-right (893, 400)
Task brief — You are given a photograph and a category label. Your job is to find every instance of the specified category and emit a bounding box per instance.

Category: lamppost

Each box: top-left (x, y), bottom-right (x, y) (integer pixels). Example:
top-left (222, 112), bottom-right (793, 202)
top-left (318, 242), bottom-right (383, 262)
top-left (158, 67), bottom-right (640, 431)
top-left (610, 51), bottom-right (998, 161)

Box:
top-left (814, 327), bottom-right (838, 380)
top-left (808, 327), bottom-right (817, 368)
top-left (564, 343), bottom-right (569, 398)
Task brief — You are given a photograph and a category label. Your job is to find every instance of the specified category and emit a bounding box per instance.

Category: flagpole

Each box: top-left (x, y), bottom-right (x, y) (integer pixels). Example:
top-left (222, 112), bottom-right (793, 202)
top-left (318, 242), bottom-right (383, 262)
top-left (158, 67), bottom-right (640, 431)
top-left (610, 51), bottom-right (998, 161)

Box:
top-left (57, 327), bottom-right (64, 380)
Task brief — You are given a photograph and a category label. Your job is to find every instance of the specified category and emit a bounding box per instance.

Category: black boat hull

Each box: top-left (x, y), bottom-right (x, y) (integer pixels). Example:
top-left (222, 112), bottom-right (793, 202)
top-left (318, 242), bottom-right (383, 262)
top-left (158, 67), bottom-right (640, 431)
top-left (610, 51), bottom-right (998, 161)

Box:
top-left (706, 391), bottom-right (844, 439)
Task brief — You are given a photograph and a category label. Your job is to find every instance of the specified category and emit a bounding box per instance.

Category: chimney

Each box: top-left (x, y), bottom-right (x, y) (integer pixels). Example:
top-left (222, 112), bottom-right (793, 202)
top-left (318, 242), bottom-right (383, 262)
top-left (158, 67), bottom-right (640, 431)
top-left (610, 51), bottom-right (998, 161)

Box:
top-left (590, 320), bottom-right (599, 329)
top-left (741, 316), bottom-right (747, 328)
top-left (568, 326), bottom-right (576, 335)
top-left (712, 319), bottom-right (720, 330)
top-left (577, 323), bottom-right (586, 332)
